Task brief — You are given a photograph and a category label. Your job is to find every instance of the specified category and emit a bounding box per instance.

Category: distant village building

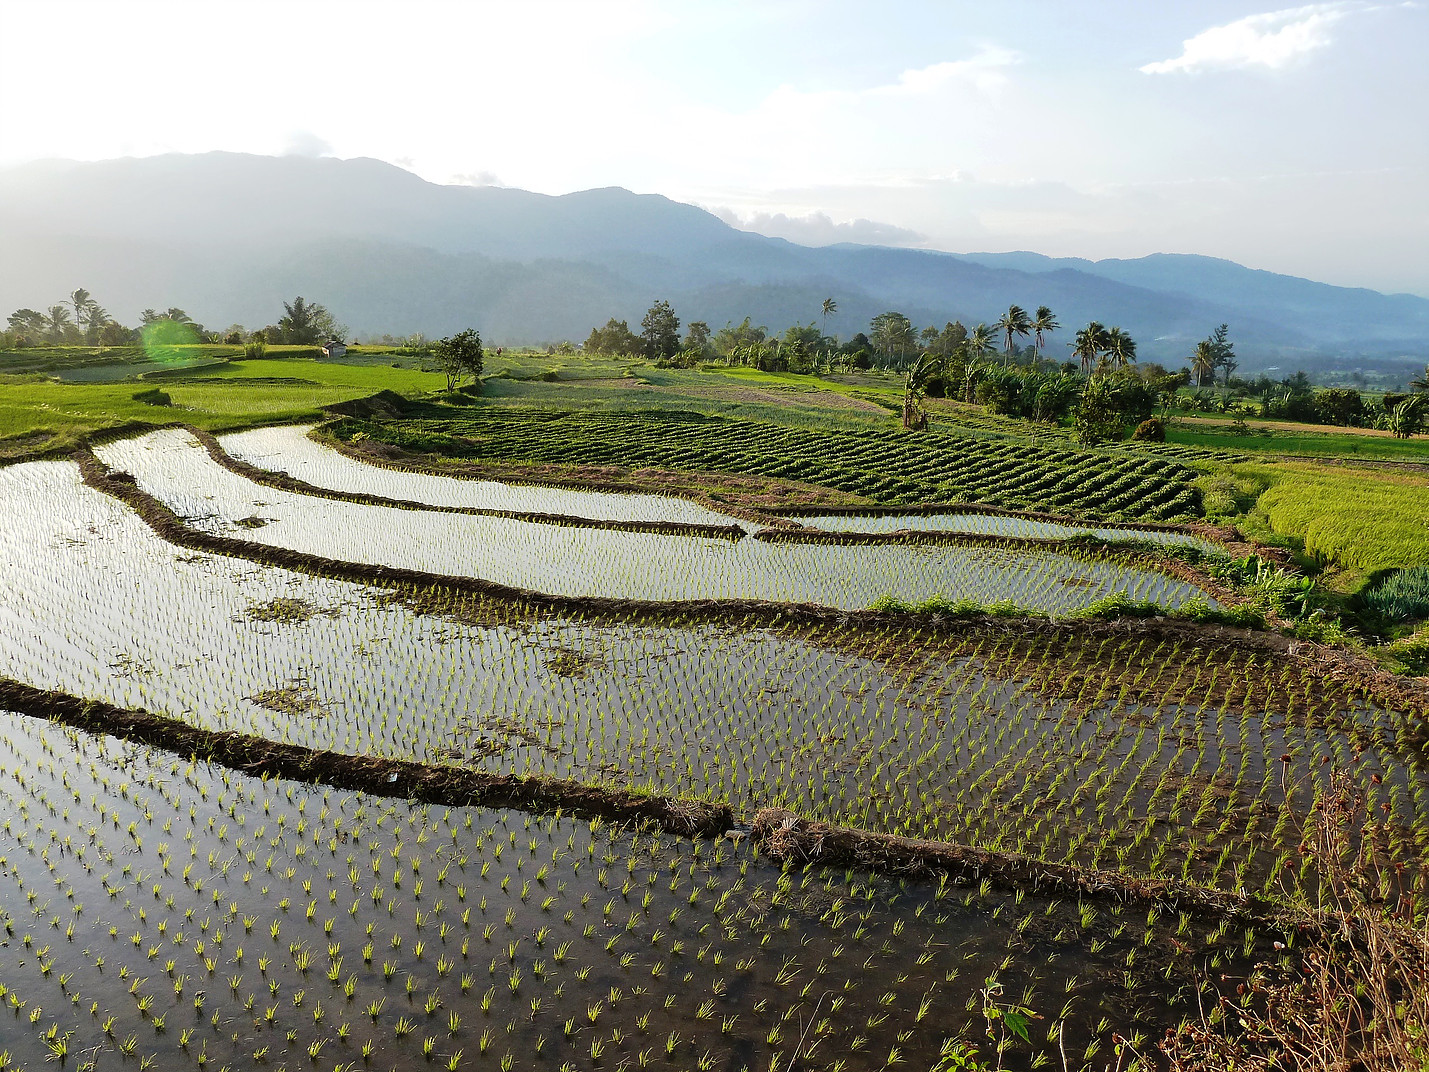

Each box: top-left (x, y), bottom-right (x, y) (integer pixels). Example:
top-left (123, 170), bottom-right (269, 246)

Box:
top-left (320, 340), bottom-right (347, 358)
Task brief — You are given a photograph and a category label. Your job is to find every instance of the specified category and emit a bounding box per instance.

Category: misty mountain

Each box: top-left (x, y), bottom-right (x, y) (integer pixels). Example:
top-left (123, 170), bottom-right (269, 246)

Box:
top-left (1, 152), bottom-right (1425, 372)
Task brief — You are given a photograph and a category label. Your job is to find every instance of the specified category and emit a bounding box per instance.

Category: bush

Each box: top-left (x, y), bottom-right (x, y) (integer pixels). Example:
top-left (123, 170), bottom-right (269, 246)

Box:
top-left (1360, 567), bottom-right (1429, 623)
top-left (131, 388), bottom-right (171, 407)
top-left (1131, 417), bottom-right (1166, 442)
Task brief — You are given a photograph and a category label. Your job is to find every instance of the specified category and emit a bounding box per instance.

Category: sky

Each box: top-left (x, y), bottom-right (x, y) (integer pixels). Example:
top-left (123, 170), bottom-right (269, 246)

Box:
top-left (1, 0), bottom-right (1425, 295)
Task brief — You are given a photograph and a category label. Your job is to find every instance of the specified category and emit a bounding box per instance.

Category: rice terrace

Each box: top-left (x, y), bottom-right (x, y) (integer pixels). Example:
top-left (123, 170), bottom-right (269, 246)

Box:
top-left (0, 317), bottom-right (1427, 1072)
top-left (3, 8), bottom-right (1429, 1067)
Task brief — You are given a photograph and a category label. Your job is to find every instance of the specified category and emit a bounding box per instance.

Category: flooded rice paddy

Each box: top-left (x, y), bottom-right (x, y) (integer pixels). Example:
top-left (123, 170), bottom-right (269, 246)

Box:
top-left (0, 430), bottom-right (1424, 1067)
top-left (221, 424), bottom-right (751, 529)
top-left (98, 430), bottom-right (1211, 613)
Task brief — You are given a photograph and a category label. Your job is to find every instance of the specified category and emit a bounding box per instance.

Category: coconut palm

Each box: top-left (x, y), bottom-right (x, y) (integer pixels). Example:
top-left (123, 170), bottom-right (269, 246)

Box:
top-left (44, 304), bottom-right (73, 343)
top-left (996, 304), bottom-right (1032, 365)
top-left (967, 322), bottom-right (998, 363)
top-left (1410, 364), bottom-right (1429, 392)
top-left (1032, 305), bottom-right (1059, 359)
top-left (1071, 322), bottom-right (1110, 375)
top-left (1103, 327), bottom-right (1137, 372)
top-left (820, 298), bottom-right (837, 341)
top-left (68, 288), bottom-right (93, 327)
top-left (1190, 341), bottom-right (1217, 388)
top-left (80, 304), bottom-right (110, 343)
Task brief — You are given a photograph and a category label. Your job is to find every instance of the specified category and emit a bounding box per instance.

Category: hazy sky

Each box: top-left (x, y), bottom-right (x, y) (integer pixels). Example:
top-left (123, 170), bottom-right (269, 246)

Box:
top-left (2, 0), bottom-right (1425, 294)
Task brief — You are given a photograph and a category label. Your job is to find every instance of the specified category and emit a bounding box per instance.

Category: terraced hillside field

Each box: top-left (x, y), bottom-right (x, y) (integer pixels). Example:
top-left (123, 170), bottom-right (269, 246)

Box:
top-left (328, 409), bottom-right (1205, 521)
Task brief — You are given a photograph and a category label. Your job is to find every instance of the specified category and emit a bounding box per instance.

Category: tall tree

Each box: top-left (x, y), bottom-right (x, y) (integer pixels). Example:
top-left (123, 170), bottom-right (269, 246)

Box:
top-left (44, 304), bottom-right (73, 343)
top-left (433, 329), bottom-right (484, 392)
top-left (1207, 323), bottom-right (1238, 386)
top-left (639, 299), bottom-right (681, 360)
top-left (820, 297), bottom-right (837, 340)
top-left (1103, 327), bottom-right (1137, 372)
top-left (1189, 340), bottom-right (1217, 387)
top-left (279, 297), bottom-right (321, 344)
top-left (966, 322), bottom-right (998, 363)
top-left (869, 312), bottom-right (915, 360)
top-left (7, 308), bottom-right (47, 340)
top-left (1032, 305), bottom-right (1059, 359)
top-left (1071, 322), bottom-right (1111, 375)
top-left (996, 304), bottom-right (1032, 365)
top-left (68, 288), bottom-right (94, 333)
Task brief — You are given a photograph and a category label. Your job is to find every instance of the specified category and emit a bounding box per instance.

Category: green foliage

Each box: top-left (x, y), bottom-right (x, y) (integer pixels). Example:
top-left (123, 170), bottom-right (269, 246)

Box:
top-left (584, 318), bottom-right (642, 357)
top-left (131, 387), bottom-right (172, 407)
top-left (1389, 396), bottom-right (1426, 439)
top-left (639, 300), bottom-right (681, 361)
top-left (1316, 388), bottom-right (1364, 427)
top-left (432, 329), bottom-right (485, 393)
top-left (1132, 417), bottom-right (1166, 442)
top-left (1360, 567), bottom-right (1429, 623)
top-left (1074, 373), bottom-right (1156, 445)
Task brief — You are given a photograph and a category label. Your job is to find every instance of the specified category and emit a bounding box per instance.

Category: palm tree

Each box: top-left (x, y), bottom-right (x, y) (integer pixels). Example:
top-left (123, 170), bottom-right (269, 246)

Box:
top-left (902, 352), bottom-right (941, 429)
top-left (1410, 363), bottom-right (1429, 392)
top-left (996, 304), bottom-right (1032, 365)
top-left (1071, 321), bottom-right (1110, 376)
top-left (1103, 327), bottom-right (1137, 372)
top-left (68, 287), bottom-right (93, 328)
top-left (81, 303), bottom-right (110, 343)
top-left (1190, 341), bottom-right (1217, 388)
top-left (44, 304), bottom-right (73, 343)
top-left (820, 298), bottom-right (837, 341)
top-left (1032, 306), bottom-right (1059, 359)
top-left (967, 322), bottom-right (998, 363)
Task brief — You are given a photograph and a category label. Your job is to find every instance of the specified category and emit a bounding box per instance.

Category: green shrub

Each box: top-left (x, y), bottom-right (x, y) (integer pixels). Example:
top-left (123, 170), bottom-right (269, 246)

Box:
top-left (1131, 417), bottom-right (1165, 442)
top-left (1360, 567), bottom-right (1429, 623)
top-left (131, 387), bottom-right (172, 407)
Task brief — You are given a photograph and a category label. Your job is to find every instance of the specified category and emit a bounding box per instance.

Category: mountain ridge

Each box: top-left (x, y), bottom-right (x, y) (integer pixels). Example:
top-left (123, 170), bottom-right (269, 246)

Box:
top-left (1, 152), bottom-right (1424, 370)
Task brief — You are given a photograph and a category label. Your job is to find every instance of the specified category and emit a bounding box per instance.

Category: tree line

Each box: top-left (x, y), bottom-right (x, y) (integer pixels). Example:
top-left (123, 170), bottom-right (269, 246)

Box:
top-left (3, 291), bottom-right (348, 349)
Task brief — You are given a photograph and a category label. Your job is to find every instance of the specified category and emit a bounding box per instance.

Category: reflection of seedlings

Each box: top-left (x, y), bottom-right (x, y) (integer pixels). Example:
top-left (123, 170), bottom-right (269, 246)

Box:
top-left (242, 597), bottom-right (329, 624)
top-left (234, 515), bottom-right (270, 529)
top-left (248, 680), bottom-right (328, 718)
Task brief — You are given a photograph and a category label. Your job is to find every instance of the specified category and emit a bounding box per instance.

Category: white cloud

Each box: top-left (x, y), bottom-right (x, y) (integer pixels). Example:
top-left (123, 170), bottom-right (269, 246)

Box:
top-left (449, 171), bottom-right (505, 188)
top-left (1140, 3), bottom-right (1357, 74)
top-left (708, 208), bottom-right (925, 247)
top-left (281, 131), bottom-right (333, 158)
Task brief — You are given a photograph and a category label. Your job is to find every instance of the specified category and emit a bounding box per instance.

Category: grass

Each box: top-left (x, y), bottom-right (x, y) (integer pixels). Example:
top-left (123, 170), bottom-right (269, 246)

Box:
top-left (1247, 460), bottom-right (1429, 573)
top-left (0, 358), bottom-right (446, 450)
top-left (1169, 424), bottom-right (1429, 462)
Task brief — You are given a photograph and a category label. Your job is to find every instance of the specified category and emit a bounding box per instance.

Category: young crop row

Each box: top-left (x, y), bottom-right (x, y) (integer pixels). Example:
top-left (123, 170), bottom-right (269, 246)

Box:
top-left (2, 453), bottom-right (1425, 906)
top-left (0, 709), bottom-right (1265, 1070)
top-left (334, 410), bottom-right (1205, 521)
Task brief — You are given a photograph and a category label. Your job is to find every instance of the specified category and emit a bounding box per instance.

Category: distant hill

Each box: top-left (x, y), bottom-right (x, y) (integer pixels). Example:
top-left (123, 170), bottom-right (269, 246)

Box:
top-left (1, 152), bottom-right (1425, 374)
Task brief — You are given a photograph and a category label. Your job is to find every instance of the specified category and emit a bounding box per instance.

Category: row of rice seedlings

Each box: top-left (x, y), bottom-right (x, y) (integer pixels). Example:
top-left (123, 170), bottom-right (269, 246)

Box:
top-left (93, 430), bottom-right (1209, 613)
top-left (0, 709), bottom-right (1262, 1071)
top-left (3, 458), bottom-right (1426, 901)
top-left (220, 424), bottom-right (748, 529)
top-left (347, 410), bottom-right (1201, 520)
